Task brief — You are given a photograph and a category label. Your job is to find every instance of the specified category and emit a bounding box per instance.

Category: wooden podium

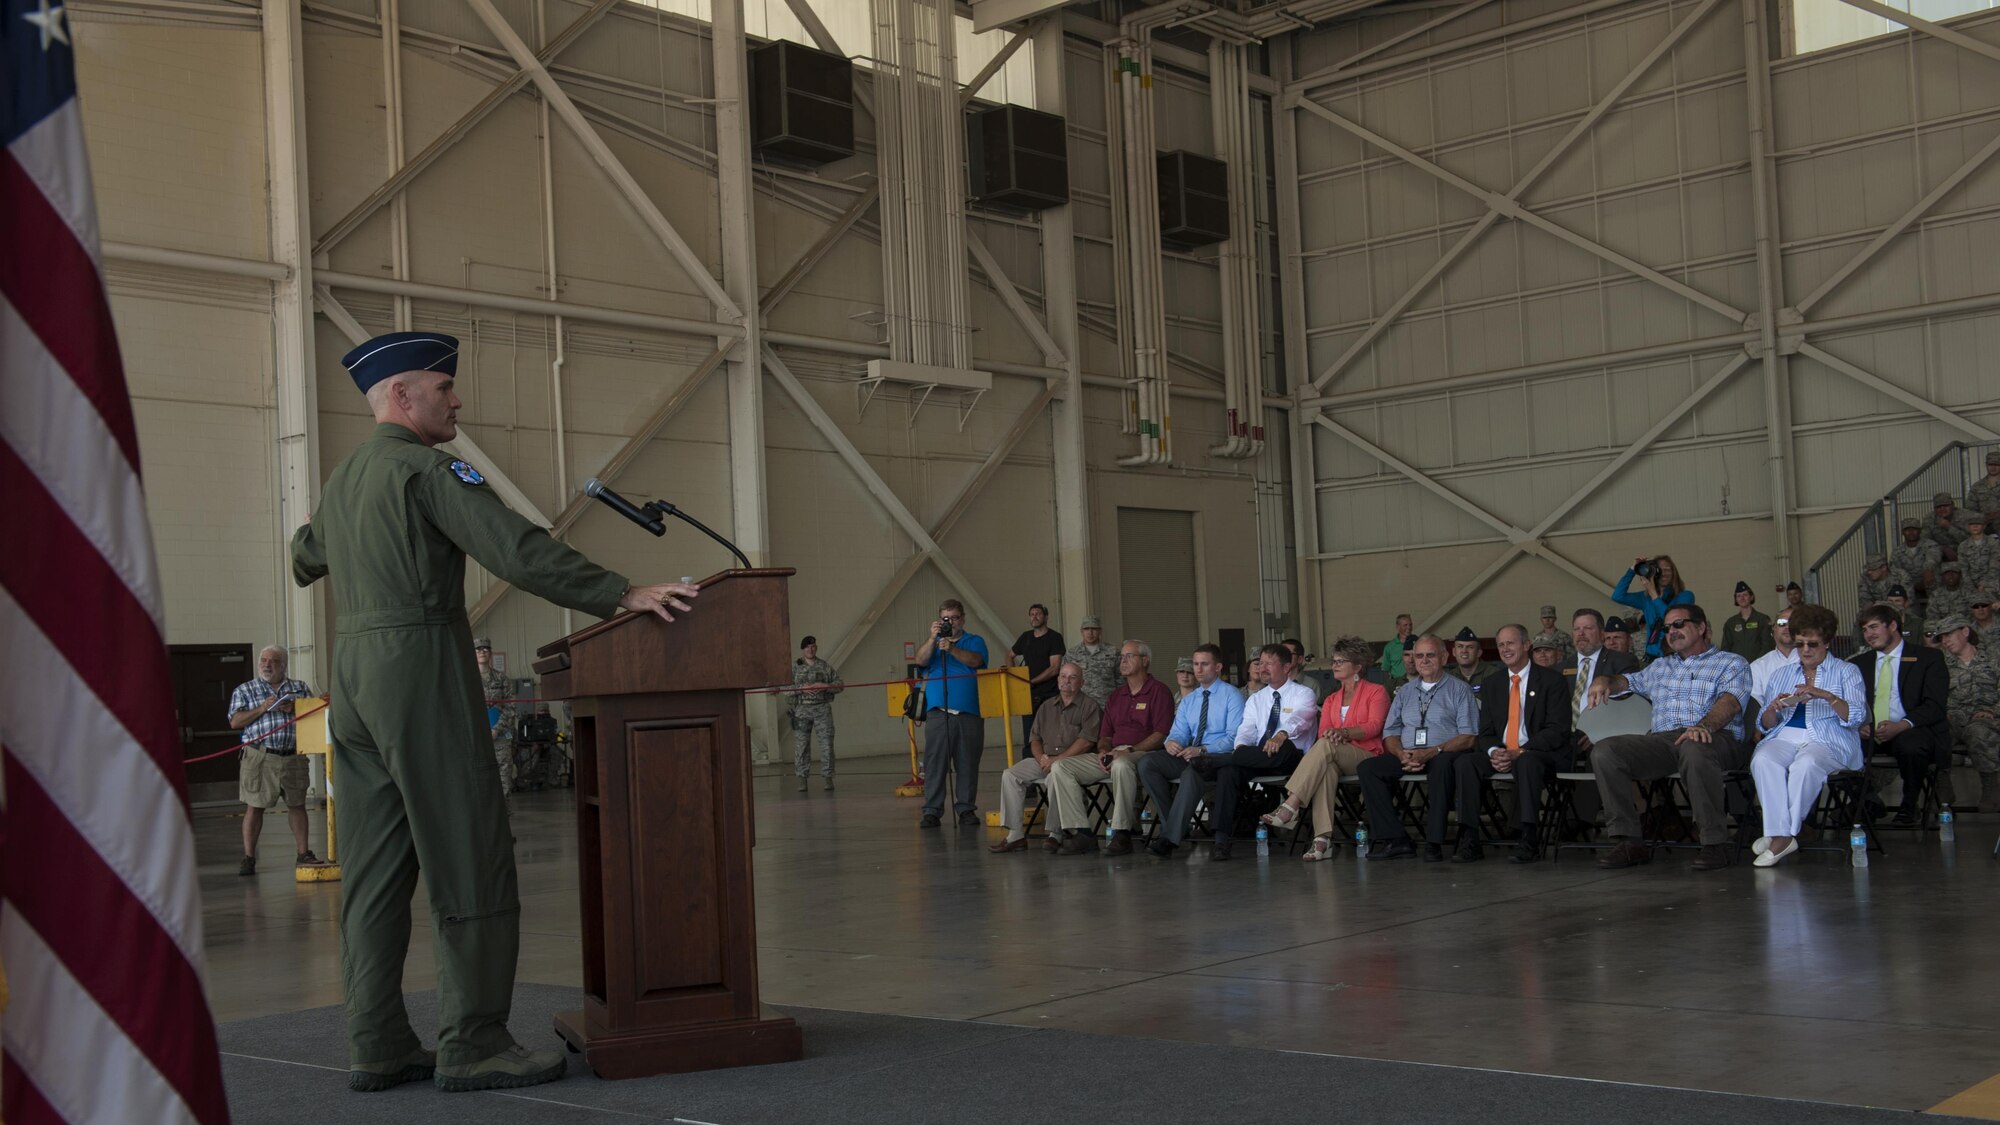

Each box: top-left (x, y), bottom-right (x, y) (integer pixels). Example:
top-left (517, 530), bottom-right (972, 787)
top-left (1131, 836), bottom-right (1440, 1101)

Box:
top-left (533, 567), bottom-right (803, 1079)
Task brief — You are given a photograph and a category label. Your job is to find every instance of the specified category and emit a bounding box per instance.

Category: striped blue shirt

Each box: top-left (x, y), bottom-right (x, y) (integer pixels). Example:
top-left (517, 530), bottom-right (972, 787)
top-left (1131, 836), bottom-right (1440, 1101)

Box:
top-left (1624, 644), bottom-right (1752, 739)
top-left (229, 676), bottom-right (312, 753)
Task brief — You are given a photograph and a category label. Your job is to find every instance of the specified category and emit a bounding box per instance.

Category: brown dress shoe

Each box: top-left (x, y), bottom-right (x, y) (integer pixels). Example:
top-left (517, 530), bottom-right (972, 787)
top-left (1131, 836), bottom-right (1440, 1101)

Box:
top-left (1689, 843), bottom-right (1732, 871)
top-left (1057, 832), bottom-right (1099, 855)
top-left (1103, 832), bottom-right (1133, 856)
top-left (988, 837), bottom-right (1028, 853)
top-left (1597, 839), bottom-right (1653, 868)
top-left (1041, 836), bottom-right (1062, 853)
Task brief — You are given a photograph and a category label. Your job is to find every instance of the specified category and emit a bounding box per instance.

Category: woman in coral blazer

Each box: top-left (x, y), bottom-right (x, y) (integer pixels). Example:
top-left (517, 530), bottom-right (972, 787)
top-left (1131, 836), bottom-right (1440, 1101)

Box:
top-left (1260, 635), bottom-right (1390, 860)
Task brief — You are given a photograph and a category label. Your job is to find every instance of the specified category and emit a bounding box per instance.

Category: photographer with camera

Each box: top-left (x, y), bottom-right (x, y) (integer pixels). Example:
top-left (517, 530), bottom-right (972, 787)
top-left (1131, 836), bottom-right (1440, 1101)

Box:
top-left (915, 598), bottom-right (990, 828)
top-left (1614, 554), bottom-right (1694, 660)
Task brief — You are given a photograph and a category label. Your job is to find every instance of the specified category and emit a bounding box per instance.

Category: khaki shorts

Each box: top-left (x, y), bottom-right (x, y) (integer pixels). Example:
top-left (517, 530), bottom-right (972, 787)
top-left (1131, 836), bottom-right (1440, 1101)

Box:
top-left (239, 746), bottom-right (310, 810)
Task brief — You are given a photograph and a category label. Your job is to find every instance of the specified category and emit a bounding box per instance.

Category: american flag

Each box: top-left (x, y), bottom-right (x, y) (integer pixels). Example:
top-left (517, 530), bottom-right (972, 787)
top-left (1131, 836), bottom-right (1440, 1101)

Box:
top-left (2, 2), bottom-right (231, 1121)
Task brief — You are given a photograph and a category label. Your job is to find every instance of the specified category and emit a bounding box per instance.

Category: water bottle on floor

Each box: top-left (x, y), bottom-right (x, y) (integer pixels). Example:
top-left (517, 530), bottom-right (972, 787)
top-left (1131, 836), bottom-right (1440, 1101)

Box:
top-left (1940, 804), bottom-right (1955, 843)
top-left (1354, 826), bottom-right (1368, 860)
top-left (1254, 825), bottom-right (1270, 859)
top-left (1850, 824), bottom-right (1869, 868)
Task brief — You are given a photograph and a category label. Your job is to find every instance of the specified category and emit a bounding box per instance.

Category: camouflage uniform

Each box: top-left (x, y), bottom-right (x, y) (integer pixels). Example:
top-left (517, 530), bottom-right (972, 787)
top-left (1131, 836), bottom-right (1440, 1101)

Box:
top-left (1944, 648), bottom-right (2000, 773)
top-left (1927, 492), bottom-right (1972, 556)
top-left (1891, 528), bottom-right (1942, 595)
top-left (1959, 534), bottom-right (1999, 592)
top-left (790, 655), bottom-right (843, 781)
top-left (1856, 559), bottom-right (1895, 613)
top-left (1930, 571), bottom-right (1974, 623)
top-left (480, 662), bottom-right (516, 797)
top-left (1967, 468), bottom-right (2000, 522)
top-left (1068, 642), bottom-right (1119, 705)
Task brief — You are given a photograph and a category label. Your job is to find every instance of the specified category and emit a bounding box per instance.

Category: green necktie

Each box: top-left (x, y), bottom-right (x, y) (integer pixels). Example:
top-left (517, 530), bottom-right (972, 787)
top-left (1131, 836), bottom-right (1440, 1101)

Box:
top-left (1874, 653), bottom-right (1895, 726)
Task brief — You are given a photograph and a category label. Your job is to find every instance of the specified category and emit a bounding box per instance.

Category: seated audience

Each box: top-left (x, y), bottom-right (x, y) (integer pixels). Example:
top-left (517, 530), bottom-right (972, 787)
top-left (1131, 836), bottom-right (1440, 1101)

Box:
top-left (1720, 580), bottom-right (1773, 661)
top-left (1971, 591), bottom-right (1998, 644)
top-left (1931, 561), bottom-right (1973, 621)
top-left (1204, 644), bottom-right (1318, 860)
top-left (1969, 449), bottom-right (2000, 522)
top-left (1852, 603), bottom-right (1951, 824)
top-left (1857, 554), bottom-right (1895, 612)
top-left (1245, 655), bottom-right (1269, 692)
top-left (1568, 609), bottom-right (1640, 743)
top-left (1258, 635), bottom-right (1390, 860)
top-left (1749, 605), bottom-right (1866, 868)
top-left (1886, 585), bottom-right (1925, 644)
top-left (1357, 635), bottom-right (1480, 860)
top-left (1378, 613), bottom-right (1415, 682)
top-left (1585, 603), bottom-right (1752, 872)
top-left (1530, 633), bottom-right (1565, 668)
top-left (1173, 657), bottom-right (1197, 703)
top-left (1959, 514), bottom-right (1996, 592)
top-left (1463, 625), bottom-right (1572, 863)
top-left (1749, 611), bottom-right (1801, 714)
top-left (1537, 605), bottom-right (1574, 660)
top-left (1601, 616), bottom-right (1638, 662)
top-left (1783, 581), bottom-right (1805, 612)
top-left (1138, 644), bottom-right (1244, 858)
top-left (1048, 640), bottom-right (1173, 855)
top-left (1450, 627), bottom-right (1491, 687)
top-left (1613, 554), bottom-right (1693, 659)
top-left (1891, 518), bottom-right (1941, 596)
top-left (1931, 615), bottom-right (2000, 813)
top-left (1929, 491), bottom-right (1972, 557)
top-left (990, 663), bottom-right (1100, 854)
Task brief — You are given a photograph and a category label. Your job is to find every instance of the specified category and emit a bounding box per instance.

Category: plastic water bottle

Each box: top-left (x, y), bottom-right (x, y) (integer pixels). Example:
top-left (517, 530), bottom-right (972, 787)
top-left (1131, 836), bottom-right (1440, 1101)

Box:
top-left (1255, 825), bottom-right (1271, 858)
top-left (1141, 807), bottom-right (1155, 824)
top-left (1850, 824), bottom-right (1869, 868)
top-left (1940, 804), bottom-right (1956, 843)
top-left (1355, 826), bottom-right (1369, 860)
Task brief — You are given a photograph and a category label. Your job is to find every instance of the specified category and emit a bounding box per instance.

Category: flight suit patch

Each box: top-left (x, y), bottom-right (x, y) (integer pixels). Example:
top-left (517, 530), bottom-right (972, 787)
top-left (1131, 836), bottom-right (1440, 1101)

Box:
top-left (449, 460), bottom-right (486, 486)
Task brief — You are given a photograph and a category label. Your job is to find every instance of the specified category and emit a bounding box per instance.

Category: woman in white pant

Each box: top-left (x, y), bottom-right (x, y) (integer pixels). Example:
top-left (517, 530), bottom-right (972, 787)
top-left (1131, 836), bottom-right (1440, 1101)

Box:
top-left (1750, 604), bottom-right (1866, 867)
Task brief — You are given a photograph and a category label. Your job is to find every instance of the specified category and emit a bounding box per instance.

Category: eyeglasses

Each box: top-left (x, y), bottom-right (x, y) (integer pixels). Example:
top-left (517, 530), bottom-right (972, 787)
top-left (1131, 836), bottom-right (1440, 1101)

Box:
top-left (1663, 619), bottom-right (1694, 631)
top-left (1796, 638), bottom-right (1827, 650)
top-left (1329, 657), bottom-right (1356, 666)
top-left (1410, 652), bottom-right (1442, 660)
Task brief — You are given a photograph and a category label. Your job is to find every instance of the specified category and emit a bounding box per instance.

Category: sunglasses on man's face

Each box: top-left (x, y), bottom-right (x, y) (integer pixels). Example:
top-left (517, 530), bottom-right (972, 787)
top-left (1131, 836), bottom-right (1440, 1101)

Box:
top-left (1664, 619), bottom-right (1694, 632)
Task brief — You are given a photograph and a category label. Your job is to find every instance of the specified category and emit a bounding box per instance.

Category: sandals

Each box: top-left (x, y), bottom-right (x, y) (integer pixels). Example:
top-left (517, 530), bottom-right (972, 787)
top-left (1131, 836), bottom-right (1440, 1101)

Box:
top-left (1260, 801), bottom-right (1301, 828)
top-left (1303, 835), bottom-right (1335, 862)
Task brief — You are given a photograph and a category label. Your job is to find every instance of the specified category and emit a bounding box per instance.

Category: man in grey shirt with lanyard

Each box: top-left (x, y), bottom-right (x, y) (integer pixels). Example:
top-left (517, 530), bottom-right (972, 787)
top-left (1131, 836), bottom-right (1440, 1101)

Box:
top-left (1355, 634), bottom-right (1481, 860)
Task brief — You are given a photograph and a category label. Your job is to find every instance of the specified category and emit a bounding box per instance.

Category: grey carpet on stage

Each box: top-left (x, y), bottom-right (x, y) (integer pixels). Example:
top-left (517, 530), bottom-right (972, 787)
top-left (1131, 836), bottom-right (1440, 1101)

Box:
top-left (218, 984), bottom-right (1975, 1124)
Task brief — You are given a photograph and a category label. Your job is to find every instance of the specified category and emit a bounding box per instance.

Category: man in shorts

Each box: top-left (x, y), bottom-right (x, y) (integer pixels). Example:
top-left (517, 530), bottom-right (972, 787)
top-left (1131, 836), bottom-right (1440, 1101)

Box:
top-left (228, 644), bottom-right (319, 875)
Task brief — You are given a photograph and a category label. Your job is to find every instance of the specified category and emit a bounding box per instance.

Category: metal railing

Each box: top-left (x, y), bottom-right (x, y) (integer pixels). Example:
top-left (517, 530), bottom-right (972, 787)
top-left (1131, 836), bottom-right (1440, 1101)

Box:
top-left (1805, 440), bottom-right (2000, 639)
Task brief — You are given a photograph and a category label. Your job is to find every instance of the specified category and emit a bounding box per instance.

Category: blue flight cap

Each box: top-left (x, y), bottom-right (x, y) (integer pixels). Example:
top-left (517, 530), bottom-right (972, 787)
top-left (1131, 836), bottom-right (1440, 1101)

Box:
top-left (1453, 627), bottom-right (1478, 643)
top-left (342, 331), bottom-right (459, 394)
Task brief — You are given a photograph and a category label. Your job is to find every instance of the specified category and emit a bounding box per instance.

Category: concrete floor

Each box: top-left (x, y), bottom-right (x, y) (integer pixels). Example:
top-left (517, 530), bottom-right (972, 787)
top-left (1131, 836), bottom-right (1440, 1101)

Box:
top-left (200, 756), bottom-right (2000, 1116)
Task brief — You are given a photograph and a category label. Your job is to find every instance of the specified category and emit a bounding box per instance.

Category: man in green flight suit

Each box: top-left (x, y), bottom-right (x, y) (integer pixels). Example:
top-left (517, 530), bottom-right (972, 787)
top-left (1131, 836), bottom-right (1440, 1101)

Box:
top-left (292, 331), bottom-right (693, 1094)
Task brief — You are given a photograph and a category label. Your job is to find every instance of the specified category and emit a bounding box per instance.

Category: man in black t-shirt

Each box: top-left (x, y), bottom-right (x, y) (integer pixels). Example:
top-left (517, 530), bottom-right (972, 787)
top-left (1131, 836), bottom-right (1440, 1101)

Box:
top-left (1011, 603), bottom-right (1067, 748)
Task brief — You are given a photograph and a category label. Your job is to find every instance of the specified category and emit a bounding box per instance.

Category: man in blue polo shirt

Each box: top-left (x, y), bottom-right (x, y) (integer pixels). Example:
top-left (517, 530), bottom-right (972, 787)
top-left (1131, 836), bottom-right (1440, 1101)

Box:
top-left (916, 598), bottom-right (990, 827)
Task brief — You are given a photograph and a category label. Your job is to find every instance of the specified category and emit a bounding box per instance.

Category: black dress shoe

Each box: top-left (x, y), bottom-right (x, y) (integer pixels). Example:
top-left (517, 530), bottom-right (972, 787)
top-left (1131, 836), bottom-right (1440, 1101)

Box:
top-left (1451, 841), bottom-right (1484, 863)
top-left (1509, 842), bottom-right (1541, 864)
top-left (1892, 806), bottom-right (1919, 826)
top-left (1371, 839), bottom-right (1416, 860)
top-left (1211, 839), bottom-right (1234, 861)
top-left (1148, 838), bottom-right (1177, 858)
top-left (958, 810), bottom-right (983, 827)
top-left (1422, 842), bottom-right (1445, 863)
top-left (1689, 843), bottom-right (1733, 871)
top-left (918, 813), bottom-right (941, 828)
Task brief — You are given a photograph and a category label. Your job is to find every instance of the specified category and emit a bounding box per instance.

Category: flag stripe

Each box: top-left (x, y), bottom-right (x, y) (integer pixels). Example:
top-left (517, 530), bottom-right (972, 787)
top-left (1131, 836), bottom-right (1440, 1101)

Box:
top-left (1, 1053), bottom-right (66, 1125)
top-left (0, 150), bottom-right (140, 472)
top-left (0, 441), bottom-right (184, 798)
top-left (0, 909), bottom-right (203, 1125)
top-left (8, 102), bottom-right (100, 255)
top-left (0, 298), bottom-right (164, 627)
top-left (0, 585), bottom-right (203, 960)
top-left (2, 770), bottom-right (221, 1124)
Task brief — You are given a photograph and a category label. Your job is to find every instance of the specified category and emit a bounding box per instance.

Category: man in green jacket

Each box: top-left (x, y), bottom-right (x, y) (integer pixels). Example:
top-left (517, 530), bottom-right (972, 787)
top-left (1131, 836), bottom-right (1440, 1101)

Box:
top-left (293, 331), bottom-right (692, 1094)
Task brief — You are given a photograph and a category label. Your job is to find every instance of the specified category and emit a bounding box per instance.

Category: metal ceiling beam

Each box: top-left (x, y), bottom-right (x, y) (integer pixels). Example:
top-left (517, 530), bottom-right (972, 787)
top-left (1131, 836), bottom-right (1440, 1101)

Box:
top-left (822, 384), bottom-right (1057, 670)
top-left (1307, 0), bottom-right (1723, 392)
top-left (960, 18), bottom-right (1041, 107)
top-left (1293, 95), bottom-right (1747, 325)
top-left (1294, 0), bottom-right (1496, 85)
top-left (1796, 342), bottom-right (2000, 441)
top-left (464, 0), bottom-right (743, 322)
top-left (965, 227), bottom-right (1067, 367)
top-left (1288, 0), bottom-right (1641, 93)
top-left (314, 0), bottom-right (619, 256)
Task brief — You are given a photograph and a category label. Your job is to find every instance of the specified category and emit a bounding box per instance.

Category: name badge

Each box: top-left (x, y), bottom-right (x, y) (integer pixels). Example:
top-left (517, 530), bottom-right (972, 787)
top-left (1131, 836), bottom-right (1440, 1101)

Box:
top-left (1134, 703), bottom-right (1147, 711)
top-left (1412, 727), bottom-right (1430, 747)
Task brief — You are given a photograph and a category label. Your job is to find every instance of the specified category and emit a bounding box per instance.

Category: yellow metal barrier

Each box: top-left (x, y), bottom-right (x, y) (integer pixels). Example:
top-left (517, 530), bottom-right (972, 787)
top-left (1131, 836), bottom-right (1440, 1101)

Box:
top-left (290, 699), bottom-right (342, 883)
top-left (886, 668), bottom-right (1035, 820)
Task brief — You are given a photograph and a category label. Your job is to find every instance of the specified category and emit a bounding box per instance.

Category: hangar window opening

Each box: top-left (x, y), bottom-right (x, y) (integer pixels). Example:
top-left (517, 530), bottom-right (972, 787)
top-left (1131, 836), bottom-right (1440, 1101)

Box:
top-left (1791, 0), bottom-right (2000, 56)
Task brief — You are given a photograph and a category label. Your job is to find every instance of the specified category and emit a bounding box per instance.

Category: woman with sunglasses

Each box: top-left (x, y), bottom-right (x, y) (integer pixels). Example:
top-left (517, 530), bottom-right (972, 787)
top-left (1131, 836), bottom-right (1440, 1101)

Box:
top-left (1749, 604), bottom-right (1867, 867)
top-left (1930, 615), bottom-right (2000, 813)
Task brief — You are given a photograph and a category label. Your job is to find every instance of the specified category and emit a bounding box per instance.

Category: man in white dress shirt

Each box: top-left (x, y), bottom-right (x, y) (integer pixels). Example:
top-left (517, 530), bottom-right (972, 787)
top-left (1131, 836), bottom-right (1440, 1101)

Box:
top-left (1200, 644), bottom-right (1318, 860)
top-left (1748, 611), bottom-right (1801, 717)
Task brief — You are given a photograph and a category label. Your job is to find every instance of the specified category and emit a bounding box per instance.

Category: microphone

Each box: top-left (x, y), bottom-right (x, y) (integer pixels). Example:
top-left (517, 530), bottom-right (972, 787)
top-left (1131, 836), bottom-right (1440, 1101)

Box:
top-left (583, 478), bottom-right (664, 536)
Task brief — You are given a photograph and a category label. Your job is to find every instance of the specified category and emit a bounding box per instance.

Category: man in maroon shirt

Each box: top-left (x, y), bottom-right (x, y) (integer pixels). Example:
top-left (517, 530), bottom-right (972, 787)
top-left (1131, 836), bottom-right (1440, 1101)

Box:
top-left (1049, 640), bottom-right (1175, 855)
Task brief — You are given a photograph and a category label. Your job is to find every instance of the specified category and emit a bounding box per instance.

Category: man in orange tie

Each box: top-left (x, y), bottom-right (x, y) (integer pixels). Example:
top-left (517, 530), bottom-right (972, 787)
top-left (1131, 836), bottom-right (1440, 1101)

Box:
top-left (1456, 625), bottom-right (1572, 863)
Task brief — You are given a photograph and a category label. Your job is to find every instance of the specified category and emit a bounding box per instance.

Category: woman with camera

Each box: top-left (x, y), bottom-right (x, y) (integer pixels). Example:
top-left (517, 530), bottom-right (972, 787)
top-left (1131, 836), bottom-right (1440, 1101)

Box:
top-left (1614, 554), bottom-right (1693, 659)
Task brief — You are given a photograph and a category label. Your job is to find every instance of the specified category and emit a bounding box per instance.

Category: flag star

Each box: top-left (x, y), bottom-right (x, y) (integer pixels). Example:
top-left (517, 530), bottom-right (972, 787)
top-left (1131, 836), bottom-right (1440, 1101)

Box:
top-left (23, 0), bottom-right (70, 50)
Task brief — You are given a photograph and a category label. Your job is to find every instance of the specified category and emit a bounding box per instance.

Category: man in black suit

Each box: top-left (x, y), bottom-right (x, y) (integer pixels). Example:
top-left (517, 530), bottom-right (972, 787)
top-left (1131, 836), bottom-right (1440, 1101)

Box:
top-left (1852, 603), bottom-right (1951, 824)
top-left (1445, 625), bottom-right (1571, 862)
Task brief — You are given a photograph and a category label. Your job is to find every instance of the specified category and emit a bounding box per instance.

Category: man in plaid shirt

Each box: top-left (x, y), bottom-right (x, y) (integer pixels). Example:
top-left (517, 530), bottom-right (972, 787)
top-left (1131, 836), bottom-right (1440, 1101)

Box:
top-left (229, 645), bottom-right (319, 875)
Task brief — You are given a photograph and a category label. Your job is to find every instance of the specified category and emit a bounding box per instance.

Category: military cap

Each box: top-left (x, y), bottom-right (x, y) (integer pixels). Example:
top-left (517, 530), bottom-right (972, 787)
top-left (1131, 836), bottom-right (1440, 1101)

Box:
top-left (1080, 615), bottom-right (1102, 629)
top-left (1941, 560), bottom-right (1962, 574)
top-left (472, 636), bottom-right (491, 650)
top-left (1453, 626), bottom-right (1478, 642)
top-left (1928, 614), bottom-right (1972, 636)
top-left (1786, 581), bottom-right (1802, 591)
top-left (1971, 512), bottom-right (1989, 526)
top-left (1530, 632), bottom-right (1562, 651)
top-left (1865, 554), bottom-right (1888, 568)
top-left (341, 331), bottom-right (459, 394)
top-left (1973, 589), bottom-right (1996, 607)
top-left (1901, 516), bottom-right (1921, 530)
top-left (1888, 584), bottom-right (1909, 599)
top-left (1935, 491), bottom-right (1956, 506)
top-left (1175, 656), bottom-right (1195, 673)
top-left (1734, 580), bottom-right (1751, 595)
top-left (1539, 604), bottom-right (1557, 618)
top-left (800, 635), bottom-right (817, 649)
top-left (1989, 450), bottom-right (2000, 466)
top-left (1604, 617), bottom-right (1631, 634)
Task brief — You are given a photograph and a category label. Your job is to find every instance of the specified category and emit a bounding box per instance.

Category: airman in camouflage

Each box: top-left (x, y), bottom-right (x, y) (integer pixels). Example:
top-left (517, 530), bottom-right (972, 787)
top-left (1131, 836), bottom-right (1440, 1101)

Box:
top-left (1536, 605), bottom-right (1575, 662)
top-left (1934, 614), bottom-right (2000, 811)
top-left (790, 635), bottom-right (843, 791)
top-left (1928, 491), bottom-right (1973, 556)
top-left (1856, 554), bottom-right (1895, 613)
top-left (1890, 517), bottom-right (1942, 596)
top-left (1958, 514), bottom-right (1998, 591)
top-left (475, 639), bottom-right (516, 796)
top-left (1066, 615), bottom-right (1120, 705)
top-left (1931, 562), bottom-right (1975, 622)
top-left (1968, 450), bottom-right (2000, 522)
